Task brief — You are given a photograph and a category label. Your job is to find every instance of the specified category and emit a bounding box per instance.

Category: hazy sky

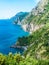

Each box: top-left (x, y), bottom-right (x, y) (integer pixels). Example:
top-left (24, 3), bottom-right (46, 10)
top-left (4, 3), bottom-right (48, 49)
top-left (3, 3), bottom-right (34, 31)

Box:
top-left (0, 0), bottom-right (40, 19)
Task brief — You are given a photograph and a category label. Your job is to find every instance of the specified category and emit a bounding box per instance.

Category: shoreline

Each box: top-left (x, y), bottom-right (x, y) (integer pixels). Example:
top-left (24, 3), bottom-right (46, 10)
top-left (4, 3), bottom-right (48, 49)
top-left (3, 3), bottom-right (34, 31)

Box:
top-left (10, 44), bottom-right (28, 50)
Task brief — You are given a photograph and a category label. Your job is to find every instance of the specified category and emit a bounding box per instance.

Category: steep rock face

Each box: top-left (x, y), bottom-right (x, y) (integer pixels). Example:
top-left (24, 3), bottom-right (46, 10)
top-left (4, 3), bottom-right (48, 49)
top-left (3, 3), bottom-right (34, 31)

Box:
top-left (21, 0), bottom-right (49, 33)
top-left (31, 0), bottom-right (48, 15)
top-left (22, 23), bottom-right (44, 33)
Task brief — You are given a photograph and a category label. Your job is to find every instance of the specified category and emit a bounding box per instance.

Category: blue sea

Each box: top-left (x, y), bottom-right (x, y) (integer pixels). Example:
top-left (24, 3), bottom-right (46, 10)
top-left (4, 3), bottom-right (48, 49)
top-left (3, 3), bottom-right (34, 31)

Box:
top-left (0, 20), bottom-right (29, 54)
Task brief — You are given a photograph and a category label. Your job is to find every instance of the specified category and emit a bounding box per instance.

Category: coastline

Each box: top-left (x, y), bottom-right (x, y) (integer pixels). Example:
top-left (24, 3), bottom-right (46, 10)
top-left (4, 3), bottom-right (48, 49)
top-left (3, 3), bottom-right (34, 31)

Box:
top-left (10, 44), bottom-right (28, 50)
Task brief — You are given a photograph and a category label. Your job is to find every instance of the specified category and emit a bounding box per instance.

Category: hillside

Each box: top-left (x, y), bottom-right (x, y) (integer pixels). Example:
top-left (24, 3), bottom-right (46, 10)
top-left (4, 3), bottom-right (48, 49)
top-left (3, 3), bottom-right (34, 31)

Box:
top-left (24, 23), bottom-right (49, 60)
top-left (16, 23), bottom-right (49, 60)
top-left (21, 0), bottom-right (49, 33)
top-left (10, 12), bottom-right (29, 24)
top-left (15, 0), bottom-right (49, 60)
top-left (0, 24), bottom-right (49, 64)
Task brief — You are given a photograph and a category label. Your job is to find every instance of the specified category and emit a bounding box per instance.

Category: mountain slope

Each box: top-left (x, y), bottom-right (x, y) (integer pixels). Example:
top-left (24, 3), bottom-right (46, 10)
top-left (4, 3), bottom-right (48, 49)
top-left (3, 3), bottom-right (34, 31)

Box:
top-left (24, 23), bottom-right (49, 60)
top-left (15, 0), bottom-right (49, 60)
top-left (16, 23), bottom-right (49, 60)
top-left (10, 12), bottom-right (29, 24)
top-left (21, 0), bottom-right (49, 32)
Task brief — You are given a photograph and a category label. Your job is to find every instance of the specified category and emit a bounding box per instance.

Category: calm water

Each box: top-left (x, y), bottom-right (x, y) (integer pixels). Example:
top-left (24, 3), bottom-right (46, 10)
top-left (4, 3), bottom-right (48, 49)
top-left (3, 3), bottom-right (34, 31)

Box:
top-left (0, 20), bottom-right (29, 54)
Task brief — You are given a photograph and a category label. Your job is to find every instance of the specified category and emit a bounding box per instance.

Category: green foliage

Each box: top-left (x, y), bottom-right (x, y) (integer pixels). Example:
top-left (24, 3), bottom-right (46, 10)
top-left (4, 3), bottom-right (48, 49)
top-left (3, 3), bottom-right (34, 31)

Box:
top-left (16, 23), bottom-right (49, 60)
top-left (24, 24), bottom-right (49, 59)
top-left (0, 53), bottom-right (49, 65)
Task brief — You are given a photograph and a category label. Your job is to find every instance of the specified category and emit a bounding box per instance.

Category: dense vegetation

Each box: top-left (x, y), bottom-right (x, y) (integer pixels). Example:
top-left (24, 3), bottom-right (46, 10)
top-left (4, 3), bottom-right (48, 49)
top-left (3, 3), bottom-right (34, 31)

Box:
top-left (16, 23), bottom-right (49, 60)
top-left (0, 53), bottom-right (49, 65)
top-left (24, 23), bottom-right (49, 59)
top-left (0, 24), bottom-right (49, 65)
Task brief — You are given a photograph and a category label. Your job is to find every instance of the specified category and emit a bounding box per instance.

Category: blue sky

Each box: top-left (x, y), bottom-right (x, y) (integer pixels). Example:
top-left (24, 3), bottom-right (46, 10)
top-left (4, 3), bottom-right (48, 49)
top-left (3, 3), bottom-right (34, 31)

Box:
top-left (0, 0), bottom-right (40, 19)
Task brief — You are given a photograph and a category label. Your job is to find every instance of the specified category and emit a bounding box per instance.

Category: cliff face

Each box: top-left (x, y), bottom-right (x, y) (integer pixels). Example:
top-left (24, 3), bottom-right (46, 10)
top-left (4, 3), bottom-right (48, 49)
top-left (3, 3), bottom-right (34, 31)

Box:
top-left (22, 23), bottom-right (44, 33)
top-left (31, 0), bottom-right (48, 15)
top-left (21, 0), bottom-right (49, 33)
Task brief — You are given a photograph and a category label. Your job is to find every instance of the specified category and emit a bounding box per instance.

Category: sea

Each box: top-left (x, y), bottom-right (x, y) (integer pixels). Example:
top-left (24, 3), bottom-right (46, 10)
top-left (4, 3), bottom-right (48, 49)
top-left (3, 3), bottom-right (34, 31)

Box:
top-left (0, 20), bottom-right (29, 54)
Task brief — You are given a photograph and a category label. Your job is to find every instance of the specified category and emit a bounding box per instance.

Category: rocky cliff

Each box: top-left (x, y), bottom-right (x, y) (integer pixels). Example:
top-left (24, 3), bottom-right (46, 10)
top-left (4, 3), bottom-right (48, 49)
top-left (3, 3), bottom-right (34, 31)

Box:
top-left (21, 0), bottom-right (49, 33)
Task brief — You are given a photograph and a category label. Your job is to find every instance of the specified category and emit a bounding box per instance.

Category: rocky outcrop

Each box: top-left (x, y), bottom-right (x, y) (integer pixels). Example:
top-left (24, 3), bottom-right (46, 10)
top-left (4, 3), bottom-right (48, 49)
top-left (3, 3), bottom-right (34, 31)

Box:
top-left (22, 23), bottom-right (44, 33)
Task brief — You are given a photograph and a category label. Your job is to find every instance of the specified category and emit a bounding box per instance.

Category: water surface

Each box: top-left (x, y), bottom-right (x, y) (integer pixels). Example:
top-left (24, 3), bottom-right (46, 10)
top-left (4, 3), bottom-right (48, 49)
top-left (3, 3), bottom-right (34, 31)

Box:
top-left (0, 20), bottom-right (29, 54)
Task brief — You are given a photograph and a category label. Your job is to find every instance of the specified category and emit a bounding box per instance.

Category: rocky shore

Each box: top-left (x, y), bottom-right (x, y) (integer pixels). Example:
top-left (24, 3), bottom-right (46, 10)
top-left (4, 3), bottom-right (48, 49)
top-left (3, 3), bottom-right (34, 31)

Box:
top-left (10, 44), bottom-right (28, 50)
